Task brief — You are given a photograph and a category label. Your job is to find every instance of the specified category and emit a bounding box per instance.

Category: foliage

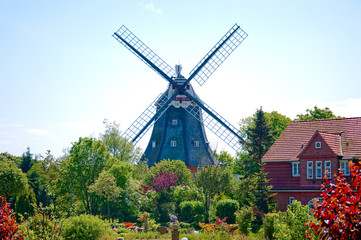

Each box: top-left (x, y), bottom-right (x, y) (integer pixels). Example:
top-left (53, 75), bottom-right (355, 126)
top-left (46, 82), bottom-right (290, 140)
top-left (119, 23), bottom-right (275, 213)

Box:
top-left (58, 137), bottom-right (111, 214)
top-left (0, 152), bottom-right (22, 167)
top-left (263, 212), bottom-right (277, 240)
top-left (239, 110), bottom-right (291, 148)
top-left (0, 196), bottom-right (23, 240)
top-left (62, 214), bottom-right (108, 240)
top-left (15, 188), bottom-right (37, 219)
top-left (20, 147), bottom-right (35, 174)
top-left (215, 199), bottom-right (239, 224)
top-left (236, 206), bottom-right (254, 236)
top-left (179, 201), bottom-right (205, 223)
top-left (151, 170), bottom-right (179, 192)
top-left (100, 119), bottom-right (142, 163)
top-left (107, 160), bottom-right (133, 188)
top-left (18, 204), bottom-right (64, 240)
top-left (0, 159), bottom-right (28, 198)
top-left (271, 201), bottom-right (313, 240)
top-left (88, 171), bottom-right (121, 219)
top-left (307, 161), bottom-right (361, 239)
top-left (213, 150), bottom-right (235, 167)
top-left (27, 162), bottom-right (55, 207)
top-left (295, 106), bottom-right (342, 121)
top-left (145, 159), bottom-right (192, 186)
top-left (195, 166), bottom-right (234, 222)
top-left (137, 211), bottom-right (151, 232)
top-left (244, 107), bottom-right (273, 176)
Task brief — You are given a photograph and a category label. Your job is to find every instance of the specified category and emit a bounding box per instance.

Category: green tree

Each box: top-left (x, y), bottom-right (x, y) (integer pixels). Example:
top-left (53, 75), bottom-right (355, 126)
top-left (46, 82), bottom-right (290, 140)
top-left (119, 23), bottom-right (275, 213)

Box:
top-left (88, 171), bottom-right (121, 220)
top-left (20, 147), bottom-right (35, 173)
top-left (195, 166), bottom-right (233, 223)
top-left (295, 106), bottom-right (342, 121)
top-left (0, 152), bottom-right (22, 166)
top-left (145, 159), bottom-right (192, 186)
top-left (107, 160), bottom-right (133, 188)
top-left (213, 150), bottom-right (234, 167)
top-left (241, 107), bottom-right (273, 176)
top-left (15, 188), bottom-right (36, 219)
top-left (57, 137), bottom-right (111, 214)
top-left (239, 110), bottom-right (291, 147)
top-left (100, 119), bottom-right (142, 163)
top-left (0, 158), bottom-right (28, 198)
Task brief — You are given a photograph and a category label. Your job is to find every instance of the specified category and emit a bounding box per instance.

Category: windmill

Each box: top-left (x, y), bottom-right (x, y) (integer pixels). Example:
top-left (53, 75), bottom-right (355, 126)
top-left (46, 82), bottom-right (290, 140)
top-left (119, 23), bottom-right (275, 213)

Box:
top-left (113, 24), bottom-right (247, 170)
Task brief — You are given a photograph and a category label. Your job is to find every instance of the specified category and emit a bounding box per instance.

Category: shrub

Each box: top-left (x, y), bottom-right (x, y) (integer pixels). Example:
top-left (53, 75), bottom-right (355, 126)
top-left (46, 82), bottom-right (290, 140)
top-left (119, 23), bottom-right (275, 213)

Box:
top-left (307, 160), bottom-right (361, 239)
top-left (263, 212), bottom-right (278, 240)
top-left (215, 199), bottom-right (239, 224)
top-left (0, 196), bottom-right (23, 240)
top-left (62, 214), bottom-right (108, 240)
top-left (271, 201), bottom-right (313, 240)
top-left (235, 206), bottom-right (254, 235)
top-left (179, 201), bottom-right (205, 223)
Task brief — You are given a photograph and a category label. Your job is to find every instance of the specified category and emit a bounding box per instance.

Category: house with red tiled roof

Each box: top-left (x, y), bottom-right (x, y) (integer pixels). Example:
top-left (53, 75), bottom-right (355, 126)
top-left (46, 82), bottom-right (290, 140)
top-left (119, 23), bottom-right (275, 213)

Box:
top-left (262, 117), bottom-right (361, 211)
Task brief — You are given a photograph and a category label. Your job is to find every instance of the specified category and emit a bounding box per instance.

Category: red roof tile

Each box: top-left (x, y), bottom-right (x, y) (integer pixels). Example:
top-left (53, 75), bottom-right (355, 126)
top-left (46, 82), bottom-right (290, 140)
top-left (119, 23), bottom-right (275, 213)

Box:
top-left (262, 117), bottom-right (361, 161)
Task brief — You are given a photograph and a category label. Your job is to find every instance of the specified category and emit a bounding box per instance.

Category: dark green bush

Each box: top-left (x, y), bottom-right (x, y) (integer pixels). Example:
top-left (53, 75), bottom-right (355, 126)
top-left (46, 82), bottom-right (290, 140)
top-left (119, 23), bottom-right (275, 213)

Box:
top-left (179, 201), bottom-right (205, 223)
top-left (263, 212), bottom-right (278, 240)
top-left (62, 214), bottom-right (108, 240)
top-left (215, 199), bottom-right (239, 224)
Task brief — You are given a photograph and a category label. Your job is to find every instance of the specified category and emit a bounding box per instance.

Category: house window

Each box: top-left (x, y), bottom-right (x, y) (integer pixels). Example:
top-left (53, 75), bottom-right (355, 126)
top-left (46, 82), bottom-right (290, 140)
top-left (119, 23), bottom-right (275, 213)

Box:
top-left (340, 161), bottom-right (350, 176)
top-left (289, 197), bottom-right (295, 205)
top-left (307, 161), bottom-right (313, 179)
top-left (172, 119), bottom-right (178, 125)
top-left (152, 141), bottom-right (156, 148)
top-left (316, 161), bottom-right (322, 179)
top-left (170, 140), bottom-right (177, 148)
top-left (193, 141), bottom-right (199, 147)
top-left (292, 162), bottom-right (300, 177)
top-left (308, 197), bottom-right (322, 210)
top-left (325, 161), bottom-right (331, 178)
top-left (315, 141), bottom-right (322, 149)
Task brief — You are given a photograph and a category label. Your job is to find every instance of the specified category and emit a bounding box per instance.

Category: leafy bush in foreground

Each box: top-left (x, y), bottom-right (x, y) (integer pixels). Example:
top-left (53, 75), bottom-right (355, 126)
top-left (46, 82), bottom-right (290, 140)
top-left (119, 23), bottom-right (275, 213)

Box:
top-left (62, 214), bottom-right (108, 240)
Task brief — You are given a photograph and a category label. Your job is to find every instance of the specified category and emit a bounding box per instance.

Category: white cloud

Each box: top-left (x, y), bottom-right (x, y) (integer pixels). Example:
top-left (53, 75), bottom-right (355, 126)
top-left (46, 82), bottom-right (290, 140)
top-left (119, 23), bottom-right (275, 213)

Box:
top-left (140, 2), bottom-right (163, 14)
top-left (27, 129), bottom-right (49, 136)
top-left (0, 140), bottom-right (12, 145)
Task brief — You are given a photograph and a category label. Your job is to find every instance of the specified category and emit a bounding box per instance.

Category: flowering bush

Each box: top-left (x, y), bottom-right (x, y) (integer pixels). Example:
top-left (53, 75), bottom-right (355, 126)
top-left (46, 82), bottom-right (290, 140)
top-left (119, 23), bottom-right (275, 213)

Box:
top-left (0, 196), bottom-right (23, 240)
top-left (307, 161), bottom-right (361, 239)
top-left (151, 170), bottom-right (179, 192)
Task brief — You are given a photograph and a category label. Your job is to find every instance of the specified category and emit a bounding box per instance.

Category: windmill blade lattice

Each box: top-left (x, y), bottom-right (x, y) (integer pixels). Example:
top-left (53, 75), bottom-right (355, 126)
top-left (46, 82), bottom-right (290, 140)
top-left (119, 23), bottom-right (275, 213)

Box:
top-left (122, 93), bottom-right (171, 143)
top-left (185, 101), bottom-right (244, 152)
top-left (113, 25), bottom-right (176, 81)
top-left (188, 24), bottom-right (248, 86)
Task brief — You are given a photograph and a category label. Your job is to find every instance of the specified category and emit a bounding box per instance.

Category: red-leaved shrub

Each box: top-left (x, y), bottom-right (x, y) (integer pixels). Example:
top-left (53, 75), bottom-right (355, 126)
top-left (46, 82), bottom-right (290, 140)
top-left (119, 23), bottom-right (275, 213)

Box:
top-left (0, 196), bottom-right (23, 240)
top-left (307, 161), bottom-right (361, 239)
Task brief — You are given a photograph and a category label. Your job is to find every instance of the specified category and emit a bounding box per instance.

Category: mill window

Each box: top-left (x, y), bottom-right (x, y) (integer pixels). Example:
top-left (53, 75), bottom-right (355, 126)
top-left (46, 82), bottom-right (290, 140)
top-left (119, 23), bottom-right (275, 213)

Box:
top-left (152, 141), bottom-right (156, 148)
top-left (172, 119), bottom-right (178, 125)
top-left (193, 141), bottom-right (200, 147)
top-left (170, 140), bottom-right (177, 148)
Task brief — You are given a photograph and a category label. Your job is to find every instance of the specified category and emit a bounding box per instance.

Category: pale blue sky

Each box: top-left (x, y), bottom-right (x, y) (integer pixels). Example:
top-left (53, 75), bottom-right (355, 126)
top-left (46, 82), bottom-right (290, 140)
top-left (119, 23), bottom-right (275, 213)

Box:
top-left (1, 1), bottom-right (360, 157)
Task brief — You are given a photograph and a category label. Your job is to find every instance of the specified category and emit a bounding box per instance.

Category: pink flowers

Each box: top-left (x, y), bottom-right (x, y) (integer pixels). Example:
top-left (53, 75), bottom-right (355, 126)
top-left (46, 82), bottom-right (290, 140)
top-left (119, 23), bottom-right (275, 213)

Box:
top-left (151, 170), bottom-right (179, 192)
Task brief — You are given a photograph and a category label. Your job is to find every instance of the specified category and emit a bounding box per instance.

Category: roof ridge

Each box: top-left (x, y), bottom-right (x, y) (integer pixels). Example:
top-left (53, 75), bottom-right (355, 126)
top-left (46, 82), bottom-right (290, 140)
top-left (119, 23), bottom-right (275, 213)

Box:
top-left (291, 117), bottom-right (361, 124)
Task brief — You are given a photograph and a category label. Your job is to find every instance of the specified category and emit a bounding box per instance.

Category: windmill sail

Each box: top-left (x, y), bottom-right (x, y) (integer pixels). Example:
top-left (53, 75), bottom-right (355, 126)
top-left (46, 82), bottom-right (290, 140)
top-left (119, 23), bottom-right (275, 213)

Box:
top-left (184, 93), bottom-right (244, 152)
top-left (113, 25), bottom-right (175, 81)
top-left (188, 24), bottom-right (248, 86)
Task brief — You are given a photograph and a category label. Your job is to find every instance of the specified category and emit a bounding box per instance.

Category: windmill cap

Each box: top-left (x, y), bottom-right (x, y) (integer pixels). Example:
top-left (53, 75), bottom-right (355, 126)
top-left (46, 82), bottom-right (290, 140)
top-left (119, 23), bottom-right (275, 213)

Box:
top-left (175, 64), bottom-right (182, 77)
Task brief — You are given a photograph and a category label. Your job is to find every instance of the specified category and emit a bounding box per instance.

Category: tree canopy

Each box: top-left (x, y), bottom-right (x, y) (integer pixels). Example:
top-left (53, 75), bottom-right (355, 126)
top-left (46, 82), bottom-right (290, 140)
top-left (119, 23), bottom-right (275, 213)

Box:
top-left (295, 106), bottom-right (342, 121)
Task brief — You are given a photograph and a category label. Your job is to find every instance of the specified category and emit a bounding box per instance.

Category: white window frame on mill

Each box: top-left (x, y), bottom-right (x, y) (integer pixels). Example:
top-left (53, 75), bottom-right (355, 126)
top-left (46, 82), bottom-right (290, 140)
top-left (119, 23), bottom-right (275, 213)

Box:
top-left (292, 162), bottom-right (300, 177)
top-left (172, 119), bottom-right (178, 125)
top-left (193, 140), bottom-right (200, 148)
top-left (340, 160), bottom-right (350, 176)
top-left (170, 140), bottom-right (177, 148)
top-left (307, 161), bottom-right (313, 179)
top-left (152, 141), bottom-right (156, 148)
